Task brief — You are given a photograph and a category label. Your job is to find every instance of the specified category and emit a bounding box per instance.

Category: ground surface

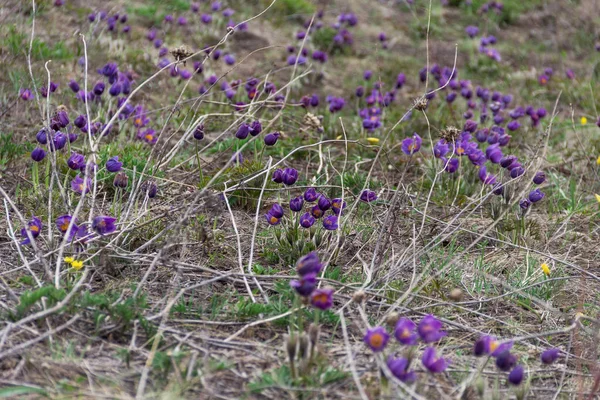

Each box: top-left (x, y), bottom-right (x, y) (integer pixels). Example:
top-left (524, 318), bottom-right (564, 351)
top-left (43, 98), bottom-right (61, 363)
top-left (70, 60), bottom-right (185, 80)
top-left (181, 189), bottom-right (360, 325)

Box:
top-left (0, 0), bottom-right (600, 399)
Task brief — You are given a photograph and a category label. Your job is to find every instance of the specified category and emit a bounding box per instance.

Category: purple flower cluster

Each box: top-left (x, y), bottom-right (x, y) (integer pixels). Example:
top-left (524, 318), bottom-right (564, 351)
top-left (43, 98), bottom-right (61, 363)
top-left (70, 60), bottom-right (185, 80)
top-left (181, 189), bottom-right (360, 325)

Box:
top-left (364, 315), bottom-right (449, 383)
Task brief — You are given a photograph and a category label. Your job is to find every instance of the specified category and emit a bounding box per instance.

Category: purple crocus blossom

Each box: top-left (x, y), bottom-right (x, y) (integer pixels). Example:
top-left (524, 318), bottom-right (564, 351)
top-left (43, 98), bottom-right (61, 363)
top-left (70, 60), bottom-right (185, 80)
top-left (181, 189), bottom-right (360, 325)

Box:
top-left (364, 326), bottom-right (389, 352)
top-left (56, 215), bottom-right (77, 235)
top-left (20, 217), bottom-right (42, 245)
top-left (508, 365), bottom-right (525, 385)
top-left (264, 132), bottom-right (280, 146)
top-left (360, 189), bottom-right (377, 202)
top-left (418, 315), bottom-right (447, 343)
top-left (290, 196), bottom-right (304, 212)
top-left (394, 318), bottom-right (418, 345)
top-left (106, 156), bottom-right (123, 172)
top-left (495, 351), bottom-right (517, 371)
top-left (422, 346), bottom-right (449, 373)
top-left (290, 272), bottom-right (317, 296)
top-left (296, 252), bottom-right (322, 276)
top-left (310, 288), bottom-right (334, 310)
top-left (304, 188), bottom-right (319, 202)
top-left (31, 148), bottom-right (46, 162)
top-left (92, 216), bottom-right (117, 235)
top-left (281, 168), bottom-right (298, 186)
top-left (387, 357), bottom-right (416, 383)
top-left (67, 153), bottom-right (86, 170)
top-left (299, 212), bottom-right (316, 228)
top-left (322, 215), bottom-right (338, 230)
top-left (528, 189), bottom-right (545, 203)
top-left (71, 175), bottom-right (92, 194)
top-left (541, 348), bottom-right (560, 364)
top-left (401, 133), bottom-right (422, 155)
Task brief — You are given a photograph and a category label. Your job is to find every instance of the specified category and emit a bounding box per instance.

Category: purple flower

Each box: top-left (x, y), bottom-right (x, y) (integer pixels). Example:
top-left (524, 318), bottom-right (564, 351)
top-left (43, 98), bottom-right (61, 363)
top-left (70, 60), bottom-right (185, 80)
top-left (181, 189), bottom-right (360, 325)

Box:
top-left (418, 315), bottom-right (447, 343)
top-left (31, 148), bottom-right (46, 162)
top-left (331, 198), bottom-right (346, 215)
top-left (304, 188), bottom-right (318, 202)
top-left (93, 81), bottom-right (105, 96)
top-left (533, 171), bottom-right (546, 185)
top-left (396, 73), bottom-right (406, 89)
top-left (20, 88), bottom-right (33, 101)
top-left (566, 69), bottom-right (575, 79)
top-left (71, 175), bottom-right (92, 194)
top-left (290, 196), bottom-right (304, 212)
top-left (92, 216), bottom-right (117, 235)
top-left (268, 203), bottom-right (284, 219)
top-left (164, 14), bottom-right (173, 23)
top-left (192, 124), bottom-right (205, 140)
top-left (474, 335), bottom-right (493, 356)
top-left (401, 133), bottom-right (422, 155)
top-left (465, 25), bottom-right (479, 38)
top-left (265, 212), bottom-right (280, 225)
top-left (272, 169), bottom-right (283, 183)
top-left (520, 199), bottom-right (531, 210)
top-left (323, 215), bottom-right (338, 230)
top-left (290, 272), bottom-right (317, 296)
top-left (360, 189), bottom-right (377, 202)
top-left (311, 204), bottom-right (324, 219)
top-left (177, 16), bottom-right (187, 25)
top-left (296, 252), bottom-right (322, 276)
top-left (105, 156), bottom-right (123, 173)
top-left (56, 215), bottom-right (77, 235)
top-left (68, 80), bottom-right (80, 93)
top-left (387, 357), bottom-right (416, 383)
top-left (281, 168), bottom-right (298, 186)
top-left (311, 288), bottom-right (334, 310)
top-left (510, 166), bottom-right (525, 179)
top-left (539, 74), bottom-right (549, 85)
top-left (224, 54), bottom-right (236, 65)
top-left (364, 326), bottom-right (389, 352)
top-left (67, 152), bottom-right (86, 170)
top-left (235, 124), bottom-right (250, 140)
top-left (20, 216), bottom-right (42, 245)
top-left (541, 348), bottom-right (560, 364)
top-left (422, 347), bottom-right (449, 373)
top-left (142, 180), bottom-right (158, 198)
top-left (508, 365), bottom-right (525, 385)
top-left (264, 132), bottom-right (280, 146)
top-left (317, 195), bottom-right (331, 211)
top-left (528, 189), bottom-right (545, 203)
top-left (363, 70), bottom-right (372, 80)
top-left (179, 69), bottom-right (192, 80)
top-left (249, 120), bottom-right (262, 136)
top-left (299, 212), bottom-right (316, 228)
top-left (479, 166), bottom-right (497, 185)
top-left (201, 14), bottom-right (212, 24)
top-left (495, 351), bottom-right (517, 371)
top-left (394, 318), bottom-right (418, 345)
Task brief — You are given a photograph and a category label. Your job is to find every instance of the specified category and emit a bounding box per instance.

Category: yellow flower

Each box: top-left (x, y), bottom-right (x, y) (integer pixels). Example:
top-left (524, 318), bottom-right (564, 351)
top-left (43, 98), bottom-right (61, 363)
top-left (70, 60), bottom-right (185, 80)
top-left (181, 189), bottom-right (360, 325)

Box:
top-left (71, 260), bottom-right (84, 270)
top-left (595, 194), bottom-right (600, 203)
top-left (367, 137), bottom-right (380, 145)
top-left (596, 156), bottom-right (600, 166)
top-left (336, 135), bottom-right (342, 140)
top-left (64, 256), bottom-right (74, 264)
top-left (581, 117), bottom-right (588, 125)
top-left (541, 263), bottom-right (550, 276)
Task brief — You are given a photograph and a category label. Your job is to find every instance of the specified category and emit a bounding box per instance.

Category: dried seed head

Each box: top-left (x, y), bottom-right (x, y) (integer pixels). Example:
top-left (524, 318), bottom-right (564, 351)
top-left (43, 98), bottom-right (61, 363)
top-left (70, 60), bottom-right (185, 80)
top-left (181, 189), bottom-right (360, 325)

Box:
top-left (413, 96), bottom-right (428, 111)
top-left (440, 126), bottom-right (461, 142)
top-left (171, 45), bottom-right (193, 64)
top-left (449, 288), bottom-right (463, 302)
top-left (385, 312), bottom-right (400, 327)
top-left (303, 113), bottom-right (323, 132)
top-left (298, 333), bottom-right (310, 360)
top-left (308, 323), bottom-right (320, 346)
top-left (352, 290), bottom-right (367, 304)
top-left (284, 334), bottom-right (297, 361)
top-left (56, 104), bottom-right (68, 113)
